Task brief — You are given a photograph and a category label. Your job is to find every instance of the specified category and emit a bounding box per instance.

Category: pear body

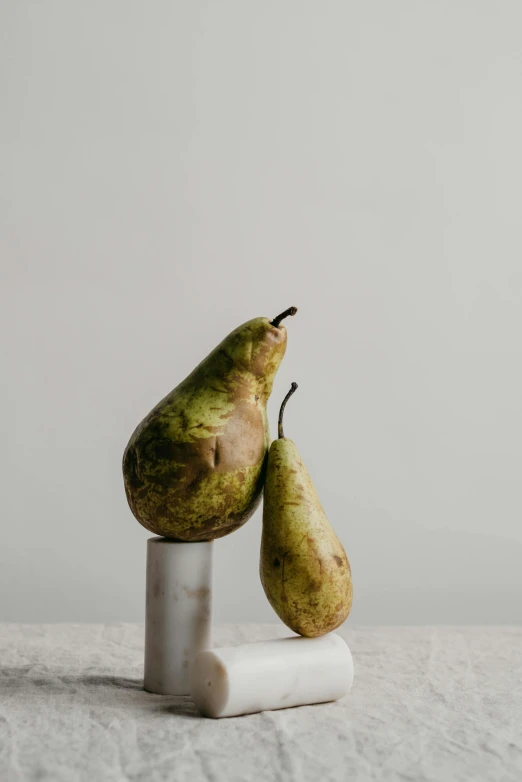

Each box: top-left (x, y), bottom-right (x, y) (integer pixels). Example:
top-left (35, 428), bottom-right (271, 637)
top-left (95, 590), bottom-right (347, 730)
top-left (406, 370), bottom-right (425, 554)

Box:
top-left (260, 438), bottom-right (353, 637)
top-left (123, 317), bottom-right (288, 540)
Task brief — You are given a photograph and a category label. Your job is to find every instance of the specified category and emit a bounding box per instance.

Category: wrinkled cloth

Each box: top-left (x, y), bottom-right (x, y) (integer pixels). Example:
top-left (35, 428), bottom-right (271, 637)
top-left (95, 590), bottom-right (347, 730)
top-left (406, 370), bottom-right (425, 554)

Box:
top-left (0, 624), bottom-right (521, 782)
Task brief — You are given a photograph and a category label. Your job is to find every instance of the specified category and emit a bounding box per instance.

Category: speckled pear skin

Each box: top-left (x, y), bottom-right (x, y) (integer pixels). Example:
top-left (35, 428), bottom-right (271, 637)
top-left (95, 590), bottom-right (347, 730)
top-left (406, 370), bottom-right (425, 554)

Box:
top-left (260, 438), bottom-right (353, 637)
top-left (123, 316), bottom-right (290, 541)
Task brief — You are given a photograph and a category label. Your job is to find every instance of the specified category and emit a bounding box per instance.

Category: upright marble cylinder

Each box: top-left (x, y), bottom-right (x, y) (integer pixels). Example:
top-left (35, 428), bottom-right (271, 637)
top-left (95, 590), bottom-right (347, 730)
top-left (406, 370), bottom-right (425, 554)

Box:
top-left (144, 537), bottom-right (213, 695)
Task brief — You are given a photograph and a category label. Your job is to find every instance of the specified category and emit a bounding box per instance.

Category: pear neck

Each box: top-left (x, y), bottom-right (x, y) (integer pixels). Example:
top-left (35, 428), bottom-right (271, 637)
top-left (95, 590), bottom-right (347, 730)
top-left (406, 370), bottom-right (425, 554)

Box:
top-left (278, 382), bottom-right (298, 439)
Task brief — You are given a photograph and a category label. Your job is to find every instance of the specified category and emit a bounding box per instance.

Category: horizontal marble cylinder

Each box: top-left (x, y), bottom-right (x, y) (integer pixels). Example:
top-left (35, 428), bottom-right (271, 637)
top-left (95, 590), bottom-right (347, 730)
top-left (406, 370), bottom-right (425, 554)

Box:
top-left (190, 632), bottom-right (353, 718)
top-left (144, 537), bottom-right (213, 696)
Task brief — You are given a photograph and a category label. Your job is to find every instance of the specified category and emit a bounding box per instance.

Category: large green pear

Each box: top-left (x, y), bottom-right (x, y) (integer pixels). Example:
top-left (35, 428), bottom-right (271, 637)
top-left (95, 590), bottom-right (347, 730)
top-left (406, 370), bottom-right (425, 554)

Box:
top-left (123, 308), bottom-right (297, 541)
top-left (260, 383), bottom-right (353, 637)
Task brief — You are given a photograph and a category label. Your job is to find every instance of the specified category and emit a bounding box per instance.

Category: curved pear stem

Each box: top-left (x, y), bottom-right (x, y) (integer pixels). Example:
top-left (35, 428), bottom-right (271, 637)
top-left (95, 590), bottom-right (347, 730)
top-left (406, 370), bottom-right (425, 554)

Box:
top-left (278, 382), bottom-right (298, 439)
top-left (270, 306), bottom-right (298, 328)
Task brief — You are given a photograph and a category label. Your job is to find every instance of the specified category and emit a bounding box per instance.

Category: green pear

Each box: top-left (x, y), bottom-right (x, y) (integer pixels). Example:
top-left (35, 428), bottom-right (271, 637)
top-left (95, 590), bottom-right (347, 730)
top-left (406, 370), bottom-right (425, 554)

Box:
top-left (260, 383), bottom-right (353, 637)
top-left (123, 308), bottom-right (297, 541)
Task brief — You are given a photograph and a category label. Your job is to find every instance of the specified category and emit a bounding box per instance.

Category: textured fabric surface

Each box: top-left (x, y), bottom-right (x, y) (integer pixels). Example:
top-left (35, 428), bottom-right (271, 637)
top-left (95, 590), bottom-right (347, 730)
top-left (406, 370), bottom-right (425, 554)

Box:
top-left (0, 624), bottom-right (521, 782)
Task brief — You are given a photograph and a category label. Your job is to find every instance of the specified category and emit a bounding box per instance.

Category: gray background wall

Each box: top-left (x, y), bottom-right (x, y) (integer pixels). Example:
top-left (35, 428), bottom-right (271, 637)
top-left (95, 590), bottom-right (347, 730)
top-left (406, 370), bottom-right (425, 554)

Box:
top-left (1, 1), bottom-right (521, 624)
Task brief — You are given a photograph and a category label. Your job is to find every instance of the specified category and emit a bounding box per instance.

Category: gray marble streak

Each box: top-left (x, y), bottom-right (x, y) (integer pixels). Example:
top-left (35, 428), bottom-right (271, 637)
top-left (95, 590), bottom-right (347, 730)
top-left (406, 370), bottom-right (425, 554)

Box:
top-left (0, 624), bottom-right (521, 781)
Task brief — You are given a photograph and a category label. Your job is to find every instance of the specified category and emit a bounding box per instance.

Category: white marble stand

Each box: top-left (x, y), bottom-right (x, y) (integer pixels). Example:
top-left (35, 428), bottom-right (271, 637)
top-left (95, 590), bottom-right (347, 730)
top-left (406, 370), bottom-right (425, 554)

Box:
top-left (190, 632), bottom-right (354, 718)
top-left (144, 537), bottom-right (213, 695)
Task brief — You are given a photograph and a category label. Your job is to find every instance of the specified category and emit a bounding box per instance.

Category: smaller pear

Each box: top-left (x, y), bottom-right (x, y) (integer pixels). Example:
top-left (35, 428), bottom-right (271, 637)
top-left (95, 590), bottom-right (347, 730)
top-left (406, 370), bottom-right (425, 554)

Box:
top-left (260, 383), bottom-right (353, 637)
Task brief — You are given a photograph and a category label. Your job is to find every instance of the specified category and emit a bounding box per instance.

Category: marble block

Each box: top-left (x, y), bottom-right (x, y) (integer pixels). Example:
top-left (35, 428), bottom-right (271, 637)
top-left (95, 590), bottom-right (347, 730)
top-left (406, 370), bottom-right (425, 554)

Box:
top-left (190, 632), bottom-right (354, 718)
top-left (144, 536), bottom-right (213, 695)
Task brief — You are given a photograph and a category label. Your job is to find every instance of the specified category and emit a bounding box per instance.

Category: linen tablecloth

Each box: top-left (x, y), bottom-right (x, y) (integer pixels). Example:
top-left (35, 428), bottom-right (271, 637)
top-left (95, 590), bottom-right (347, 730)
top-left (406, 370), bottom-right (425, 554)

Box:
top-left (0, 623), bottom-right (521, 781)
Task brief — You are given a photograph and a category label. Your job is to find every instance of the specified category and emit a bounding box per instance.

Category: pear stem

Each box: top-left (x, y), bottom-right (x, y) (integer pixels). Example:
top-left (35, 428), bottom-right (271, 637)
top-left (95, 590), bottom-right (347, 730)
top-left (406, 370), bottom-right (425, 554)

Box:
top-left (278, 382), bottom-right (298, 439)
top-left (270, 306), bottom-right (298, 328)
